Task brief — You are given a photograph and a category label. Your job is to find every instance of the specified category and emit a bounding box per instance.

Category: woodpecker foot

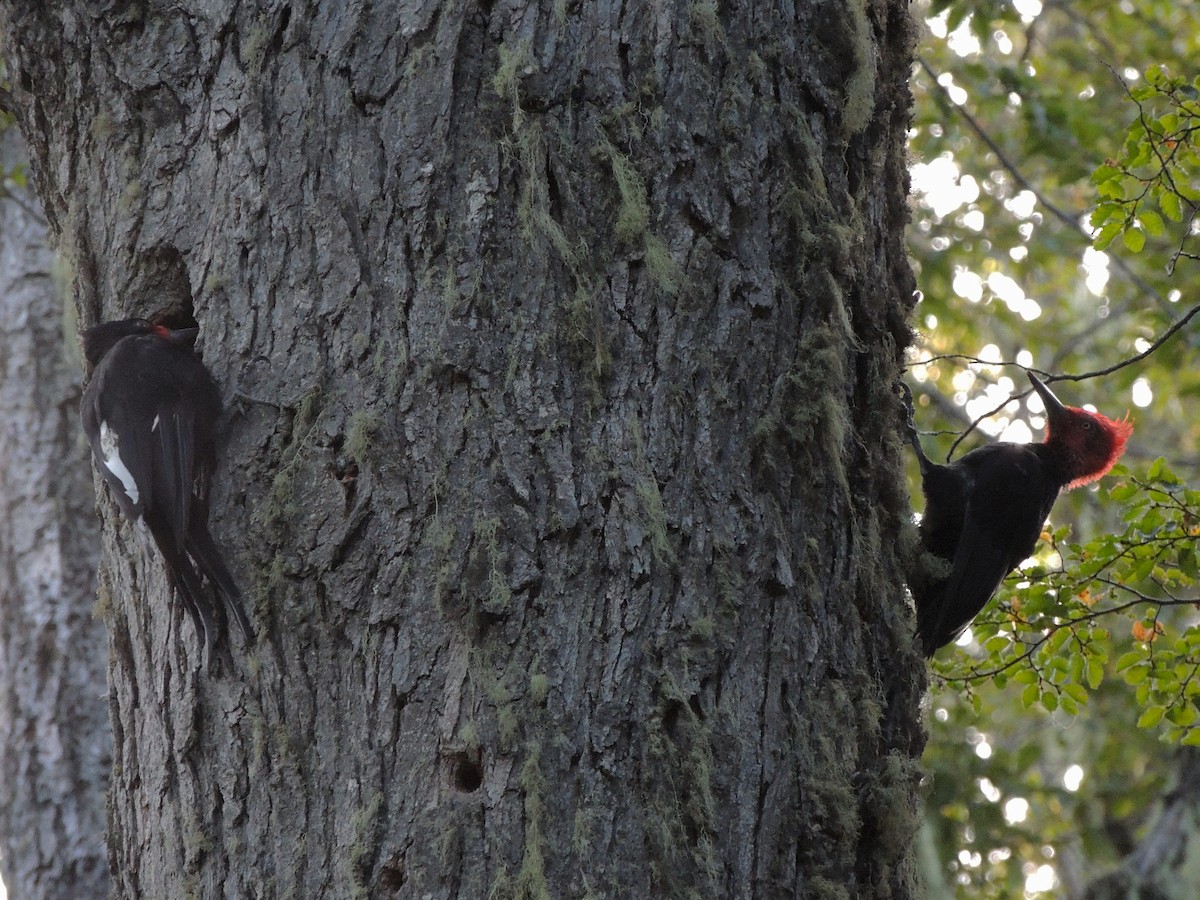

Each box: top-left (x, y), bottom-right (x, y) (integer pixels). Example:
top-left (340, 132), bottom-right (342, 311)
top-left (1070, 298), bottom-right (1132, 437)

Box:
top-left (230, 389), bottom-right (288, 418)
top-left (896, 379), bottom-right (937, 473)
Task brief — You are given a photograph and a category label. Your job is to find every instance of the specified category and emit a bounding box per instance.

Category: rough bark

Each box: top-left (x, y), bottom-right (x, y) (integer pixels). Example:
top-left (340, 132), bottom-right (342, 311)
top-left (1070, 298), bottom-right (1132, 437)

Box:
top-left (0, 1), bottom-right (924, 897)
top-left (0, 127), bottom-right (110, 898)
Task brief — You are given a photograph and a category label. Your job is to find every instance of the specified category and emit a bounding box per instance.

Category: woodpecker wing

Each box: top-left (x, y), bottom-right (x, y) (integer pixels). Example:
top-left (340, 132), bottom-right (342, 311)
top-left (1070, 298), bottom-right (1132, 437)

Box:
top-left (152, 406), bottom-right (198, 550)
top-left (82, 350), bottom-right (160, 525)
top-left (917, 443), bottom-right (1059, 653)
top-left (83, 335), bottom-right (220, 545)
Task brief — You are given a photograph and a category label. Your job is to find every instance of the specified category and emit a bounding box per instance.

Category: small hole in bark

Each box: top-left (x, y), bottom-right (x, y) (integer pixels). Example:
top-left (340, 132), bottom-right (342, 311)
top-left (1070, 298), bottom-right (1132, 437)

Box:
top-left (450, 752), bottom-right (483, 792)
top-left (762, 576), bottom-right (788, 598)
top-left (378, 855), bottom-right (406, 892)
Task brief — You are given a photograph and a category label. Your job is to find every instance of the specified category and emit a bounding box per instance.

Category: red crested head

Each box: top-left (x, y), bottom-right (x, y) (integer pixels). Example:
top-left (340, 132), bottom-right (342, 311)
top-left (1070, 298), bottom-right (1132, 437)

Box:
top-left (1046, 406), bottom-right (1133, 489)
top-left (1029, 373), bottom-right (1133, 490)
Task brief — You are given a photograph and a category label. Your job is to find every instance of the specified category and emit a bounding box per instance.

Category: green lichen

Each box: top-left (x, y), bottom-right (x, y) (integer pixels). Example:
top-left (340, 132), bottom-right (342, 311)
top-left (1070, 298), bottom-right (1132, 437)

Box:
top-left (643, 233), bottom-right (682, 296)
top-left (565, 284), bottom-right (610, 378)
top-left (840, 0), bottom-right (877, 137)
top-left (642, 671), bottom-right (721, 896)
top-left (241, 14), bottom-right (272, 76)
top-left (631, 420), bottom-right (677, 566)
top-left (863, 753), bottom-right (924, 862)
top-left (469, 649), bottom-right (522, 750)
top-left (634, 476), bottom-right (675, 566)
top-left (116, 178), bottom-right (143, 216)
top-left (372, 338), bottom-right (409, 398)
top-left (438, 822), bottom-right (461, 868)
top-left (529, 670), bottom-right (549, 706)
top-left (493, 42), bottom-right (613, 382)
top-left (492, 42), bottom-right (531, 112)
top-left (249, 709), bottom-right (268, 772)
top-left (183, 811), bottom-right (213, 860)
top-left (92, 578), bottom-right (113, 620)
top-left (515, 742), bottom-right (552, 900)
top-left (600, 140), bottom-right (682, 295)
top-left (428, 515), bottom-right (457, 614)
top-left (90, 112), bottom-right (114, 140)
top-left (345, 410), bottom-right (380, 466)
top-left (751, 324), bottom-right (853, 497)
top-left (347, 794), bottom-right (383, 899)
top-left (603, 142), bottom-right (650, 243)
top-left (688, 0), bottom-right (727, 47)
top-left (472, 516), bottom-right (512, 615)
top-left (572, 804), bottom-right (591, 859)
top-left (457, 720), bottom-right (480, 750)
top-left (295, 381), bottom-right (325, 433)
top-left (687, 616), bottom-right (715, 641)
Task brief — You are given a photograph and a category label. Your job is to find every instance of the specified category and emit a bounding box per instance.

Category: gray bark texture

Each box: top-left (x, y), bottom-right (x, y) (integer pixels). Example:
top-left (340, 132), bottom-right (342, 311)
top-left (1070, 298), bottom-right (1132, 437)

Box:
top-left (0, 127), bottom-right (110, 898)
top-left (0, 1), bottom-right (925, 897)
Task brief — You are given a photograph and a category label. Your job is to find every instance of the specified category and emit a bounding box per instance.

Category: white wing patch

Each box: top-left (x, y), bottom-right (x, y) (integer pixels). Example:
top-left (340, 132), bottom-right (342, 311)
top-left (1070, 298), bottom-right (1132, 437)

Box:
top-left (99, 420), bottom-right (139, 505)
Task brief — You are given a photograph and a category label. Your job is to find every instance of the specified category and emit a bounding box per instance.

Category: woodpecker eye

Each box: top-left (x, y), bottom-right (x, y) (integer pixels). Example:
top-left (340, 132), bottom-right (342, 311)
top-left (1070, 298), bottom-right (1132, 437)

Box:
top-left (1081, 420), bottom-right (1093, 430)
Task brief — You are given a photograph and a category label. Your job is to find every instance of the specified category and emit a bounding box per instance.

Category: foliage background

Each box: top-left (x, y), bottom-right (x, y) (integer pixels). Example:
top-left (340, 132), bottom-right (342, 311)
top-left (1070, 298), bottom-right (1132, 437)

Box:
top-left (908, 0), bottom-right (1200, 895)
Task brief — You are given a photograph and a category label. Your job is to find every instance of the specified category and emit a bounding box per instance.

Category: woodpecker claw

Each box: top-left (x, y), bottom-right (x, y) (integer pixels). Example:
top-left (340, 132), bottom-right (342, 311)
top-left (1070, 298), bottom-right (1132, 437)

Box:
top-left (896, 380), bottom-right (932, 471)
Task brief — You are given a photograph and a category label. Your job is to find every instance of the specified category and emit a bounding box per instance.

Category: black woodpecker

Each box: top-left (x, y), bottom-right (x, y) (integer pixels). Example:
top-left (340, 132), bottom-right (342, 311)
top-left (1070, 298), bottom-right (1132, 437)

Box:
top-left (81, 318), bottom-right (252, 652)
top-left (904, 373), bottom-right (1132, 657)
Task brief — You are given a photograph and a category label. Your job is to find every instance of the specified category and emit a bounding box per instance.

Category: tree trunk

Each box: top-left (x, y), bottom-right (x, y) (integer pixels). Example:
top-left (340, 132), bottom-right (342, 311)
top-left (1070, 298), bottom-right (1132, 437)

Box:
top-left (0, 1), bottom-right (924, 897)
top-left (0, 126), bottom-right (110, 898)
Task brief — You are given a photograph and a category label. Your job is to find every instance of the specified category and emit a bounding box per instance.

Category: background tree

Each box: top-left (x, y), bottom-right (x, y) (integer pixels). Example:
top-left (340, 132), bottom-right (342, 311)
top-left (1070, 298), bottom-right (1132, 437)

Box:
top-left (906, 0), bottom-right (1200, 895)
top-left (0, 124), bottom-right (110, 897)
top-left (0, 1), bottom-right (926, 896)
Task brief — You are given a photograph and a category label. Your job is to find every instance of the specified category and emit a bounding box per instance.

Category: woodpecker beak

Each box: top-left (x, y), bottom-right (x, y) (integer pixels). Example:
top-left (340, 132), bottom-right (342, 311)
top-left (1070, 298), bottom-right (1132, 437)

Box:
top-left (161, 326), bottom-right (200, 346)
top-left (1028, 372), bottom-right (1068, 419)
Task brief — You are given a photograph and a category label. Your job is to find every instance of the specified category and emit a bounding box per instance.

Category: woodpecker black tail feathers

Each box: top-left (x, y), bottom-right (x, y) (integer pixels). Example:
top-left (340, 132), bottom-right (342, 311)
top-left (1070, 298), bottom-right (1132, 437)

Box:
top-left (81, 317), bottom-right (253, 658)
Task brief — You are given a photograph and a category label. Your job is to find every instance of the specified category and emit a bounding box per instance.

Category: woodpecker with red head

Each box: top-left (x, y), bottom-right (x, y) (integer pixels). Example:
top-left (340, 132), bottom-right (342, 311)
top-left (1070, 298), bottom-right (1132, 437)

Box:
top-left (904, 373), bottom-right (1132, 657)
top-left (81, 318), bottom-right (252, 654)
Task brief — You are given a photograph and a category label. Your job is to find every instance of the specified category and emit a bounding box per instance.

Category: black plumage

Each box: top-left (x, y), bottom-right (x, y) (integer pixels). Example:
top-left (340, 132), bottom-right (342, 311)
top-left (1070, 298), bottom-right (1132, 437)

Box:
top-left (904, 373), bottom-right (1132, 657)
top-left (81, 318), bottom-right (252, 652)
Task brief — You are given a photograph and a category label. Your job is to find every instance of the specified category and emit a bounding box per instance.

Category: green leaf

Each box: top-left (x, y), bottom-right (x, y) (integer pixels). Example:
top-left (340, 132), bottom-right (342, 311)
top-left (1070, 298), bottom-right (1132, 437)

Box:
top-left (1147, 457), bottom-right (1167, 481)
top-left (1089, 202), bottom-right (1118, 227)
top-left (1138, 210), bottom-right (1165, 237)
top-left (1108, 482), bottom-right (1139, 502)
top-left (1122, 227), bottom-right (1146, 253)
top-left (985, 635), bottom-right (1011, 654)
top-left (1064, 683), bottom-right (1089, 705)
top-left (1161, 190), bottom-right (1184, 222)
top-left (1116, 650), bottom-right (1143, 672)
top-left (1125, 664), bottom-right (1149, 685)
top-left (1094, 221), bottom-right (1124, 250)
top-left (1022, 682), bottom-right (1040, 709)
top-left (1168, 705), bottom-right (1197, 727)
top-left (1137, 706), bottom-right (1164, 729)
